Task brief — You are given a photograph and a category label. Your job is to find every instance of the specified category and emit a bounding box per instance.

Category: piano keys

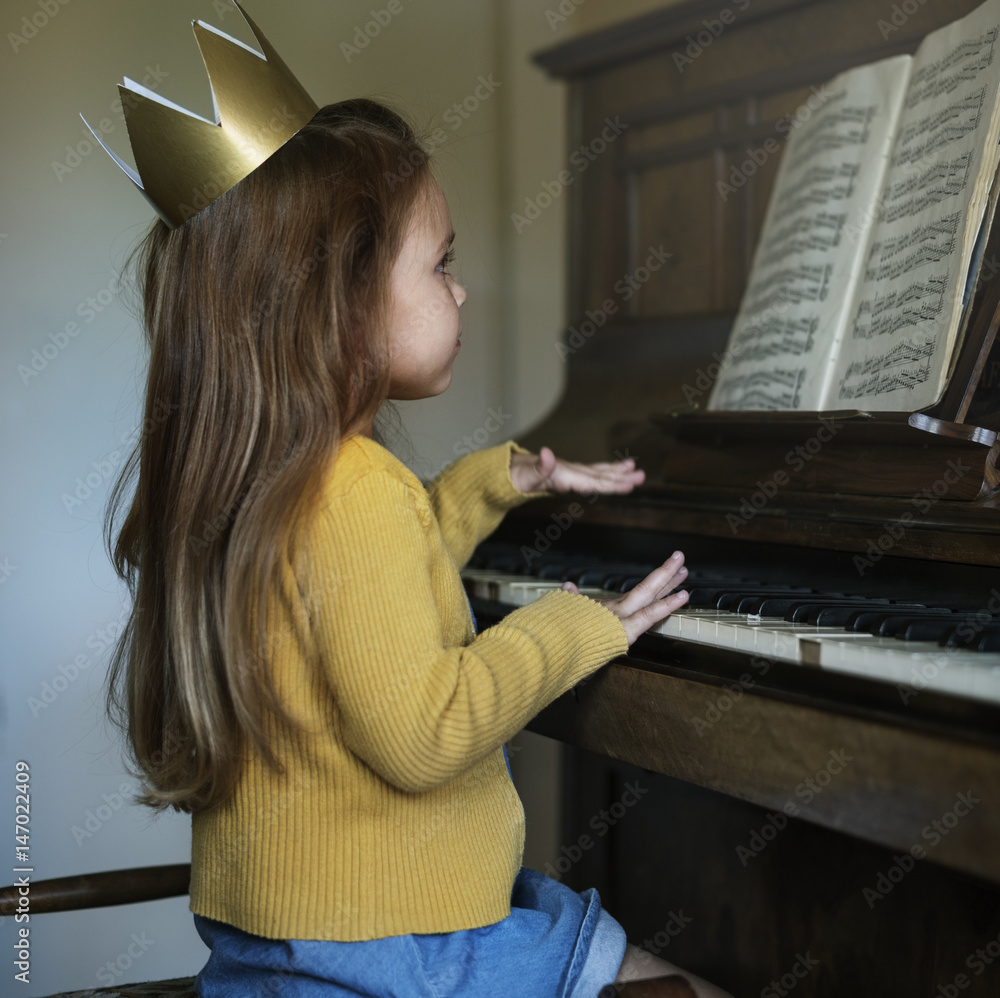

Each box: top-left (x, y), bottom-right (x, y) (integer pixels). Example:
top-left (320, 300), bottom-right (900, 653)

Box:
top-left (462, 548), bottom-right (1000, 706)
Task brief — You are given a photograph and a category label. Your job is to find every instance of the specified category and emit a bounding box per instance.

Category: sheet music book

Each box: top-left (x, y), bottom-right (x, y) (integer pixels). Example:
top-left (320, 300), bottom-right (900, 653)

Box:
top-left (708, 0), bottom-right (1000, 412)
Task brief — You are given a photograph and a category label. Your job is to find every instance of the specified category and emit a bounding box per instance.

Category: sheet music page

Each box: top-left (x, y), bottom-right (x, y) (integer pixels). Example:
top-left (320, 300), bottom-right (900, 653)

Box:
top-left (829, 0), bottom-right (1000, 411)
top-left (708, 57), bottom-right (911, 410)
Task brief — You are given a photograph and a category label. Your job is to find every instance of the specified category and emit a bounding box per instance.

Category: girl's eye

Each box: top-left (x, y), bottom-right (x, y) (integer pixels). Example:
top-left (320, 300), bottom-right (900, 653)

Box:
top-left (436, 249), bottom-right (455, 275)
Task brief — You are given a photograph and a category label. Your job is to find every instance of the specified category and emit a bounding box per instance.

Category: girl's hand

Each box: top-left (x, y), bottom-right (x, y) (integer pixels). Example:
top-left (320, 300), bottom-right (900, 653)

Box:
top-left (561, 552), bottom-right (689, 646)
top-left (511, 446), bottom-right (644, 495)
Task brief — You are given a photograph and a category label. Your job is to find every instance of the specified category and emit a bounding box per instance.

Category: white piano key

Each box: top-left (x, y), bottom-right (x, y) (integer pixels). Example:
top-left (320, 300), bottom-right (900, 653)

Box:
top-left (461, 567), bottom-right (1000, 705)
top-left (797, 633), bottom-right (1000, 704)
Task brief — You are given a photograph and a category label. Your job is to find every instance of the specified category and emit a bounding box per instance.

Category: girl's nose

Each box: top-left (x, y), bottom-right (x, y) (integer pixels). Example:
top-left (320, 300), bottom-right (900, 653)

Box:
top-left (451, 277), bottom-right (467, 307)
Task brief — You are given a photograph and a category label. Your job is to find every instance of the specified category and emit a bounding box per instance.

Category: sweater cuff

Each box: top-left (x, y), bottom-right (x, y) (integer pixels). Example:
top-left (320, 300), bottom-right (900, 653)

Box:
top-left (433, 441), bottom-right (548, 515)
top-left (502, 586), bottom-right (630, 676)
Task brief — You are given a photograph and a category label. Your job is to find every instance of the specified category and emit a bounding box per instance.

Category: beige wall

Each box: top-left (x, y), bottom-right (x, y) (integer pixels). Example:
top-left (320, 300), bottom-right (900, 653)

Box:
top-left (0, 1), bottom-right (668, 992)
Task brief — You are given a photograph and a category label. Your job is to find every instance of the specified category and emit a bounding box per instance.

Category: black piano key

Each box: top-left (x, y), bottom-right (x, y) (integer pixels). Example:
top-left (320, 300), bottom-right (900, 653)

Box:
top-left (563, 563), bottom-right (652, 586)
top-left (786, 601), bottom-right (870, 623)
top-left (716, 588), bottom-right (815, 612)
top-left (689, 586), bottom-right (815, 611)
top-left (877, 611), bottom-right (956, 638)
top-left (485, 554), bottom-right (526, 573)
top-left (808, 603), bottom-right (889, 626)
top-left (945, 623), bottom-right (1000, 648)
top-left (686, 588), bottom-right (732, 608)
top-left (977, 630), bottom-right (1000, 652)
top-left (755, 595), bottom-right (884, 619)
top-left (846, 610), bottom-right (892, 633)
top-left (900, 620), bottom-right (959, 642)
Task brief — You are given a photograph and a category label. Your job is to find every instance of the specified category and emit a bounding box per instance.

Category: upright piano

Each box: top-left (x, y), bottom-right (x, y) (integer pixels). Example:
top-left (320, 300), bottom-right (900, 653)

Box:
top-left (466, 1), bottom-right (1000, 993)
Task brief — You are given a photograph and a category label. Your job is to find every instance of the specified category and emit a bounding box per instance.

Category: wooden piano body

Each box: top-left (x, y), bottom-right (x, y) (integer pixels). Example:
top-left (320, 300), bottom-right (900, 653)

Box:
top-left (471, 0), bottom-right (1000, 993)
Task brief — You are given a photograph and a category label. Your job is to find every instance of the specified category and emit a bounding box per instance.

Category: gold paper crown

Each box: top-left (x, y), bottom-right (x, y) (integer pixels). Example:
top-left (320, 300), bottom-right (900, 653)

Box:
top-left (83, 2), bottom-right (319, 228)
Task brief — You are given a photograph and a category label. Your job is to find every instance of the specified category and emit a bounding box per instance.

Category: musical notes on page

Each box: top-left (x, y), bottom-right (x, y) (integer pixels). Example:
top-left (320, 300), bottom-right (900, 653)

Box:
top-left (791, 104), bottom-right (878, 171)
top-left (882, 152), bottom-right (972, 223)
top-left (836, 338), bottom-right (936, 400)
top-left (851, 275), bottom-right (948, 339)
top-left (770, 163), bottom-right (860, 224)
top-left (864, 212), bottom-right (961, 281)
top-left (828, 0), bottom-right (1000, 411)
top-left (742, 264), bottom-right (833, 315)
top-left (892, 86), bottom-right (987, 168)
top-left (708, 56), bottom-right (913, 411)
top-left (711, 367), bottom-right (808, 411)
top-left (905, 27), bottom-right (998, 108)
top-left (727, 316), bottom-right (819, 363)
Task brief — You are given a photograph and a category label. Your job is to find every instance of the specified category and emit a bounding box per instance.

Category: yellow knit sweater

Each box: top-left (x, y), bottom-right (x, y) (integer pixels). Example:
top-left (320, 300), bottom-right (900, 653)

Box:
top-left (189, 437), bottom-right (628, 941)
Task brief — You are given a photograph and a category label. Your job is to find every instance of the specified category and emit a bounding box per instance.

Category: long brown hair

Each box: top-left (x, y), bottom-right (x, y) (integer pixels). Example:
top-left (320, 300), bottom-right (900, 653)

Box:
top-left (105, 99), bottom-right (432, 813)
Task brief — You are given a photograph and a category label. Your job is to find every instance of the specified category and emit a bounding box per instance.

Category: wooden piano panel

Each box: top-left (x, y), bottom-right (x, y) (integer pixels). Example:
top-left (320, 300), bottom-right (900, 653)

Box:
top-left (634, 156), bottom-right (719, 315)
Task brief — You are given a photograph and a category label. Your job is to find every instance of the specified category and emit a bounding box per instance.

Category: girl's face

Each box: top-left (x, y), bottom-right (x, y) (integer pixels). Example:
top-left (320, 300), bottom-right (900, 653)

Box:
top-left (386, 179), bottom-right (467, 400)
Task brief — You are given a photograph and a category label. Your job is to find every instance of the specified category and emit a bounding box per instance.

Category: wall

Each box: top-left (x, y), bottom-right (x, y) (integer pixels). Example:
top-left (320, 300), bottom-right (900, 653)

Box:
top-left (0, 0), bottom-right (652, 992)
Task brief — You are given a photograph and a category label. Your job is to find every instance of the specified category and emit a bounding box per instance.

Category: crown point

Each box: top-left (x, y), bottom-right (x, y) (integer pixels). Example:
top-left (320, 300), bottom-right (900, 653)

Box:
top-left (90, 3), bottom-right (319, 228)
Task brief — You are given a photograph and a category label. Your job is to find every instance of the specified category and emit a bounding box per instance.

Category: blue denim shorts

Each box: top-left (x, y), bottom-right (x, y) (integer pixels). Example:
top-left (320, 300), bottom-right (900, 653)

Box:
top-left (194, 867), bottom-right (626, 998)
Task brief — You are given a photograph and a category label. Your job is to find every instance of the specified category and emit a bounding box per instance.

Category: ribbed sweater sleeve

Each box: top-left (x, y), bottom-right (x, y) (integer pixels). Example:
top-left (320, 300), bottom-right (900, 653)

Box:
top-left (305, 447), bottom-right (628, 794)
top-left (425, 441), bottom-right (540, 566)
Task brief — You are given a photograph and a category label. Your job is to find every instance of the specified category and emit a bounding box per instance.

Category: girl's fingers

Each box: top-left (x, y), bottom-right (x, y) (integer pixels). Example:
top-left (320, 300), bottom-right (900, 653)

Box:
top-left (616, 587), bottom-right (689, 646)
top-left (615, 553), bottom-right (686, 615)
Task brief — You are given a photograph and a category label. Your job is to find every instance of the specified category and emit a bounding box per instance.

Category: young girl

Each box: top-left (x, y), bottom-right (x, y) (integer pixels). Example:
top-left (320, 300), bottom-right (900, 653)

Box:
top-left (102, 21), bottom-right (732, 998)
